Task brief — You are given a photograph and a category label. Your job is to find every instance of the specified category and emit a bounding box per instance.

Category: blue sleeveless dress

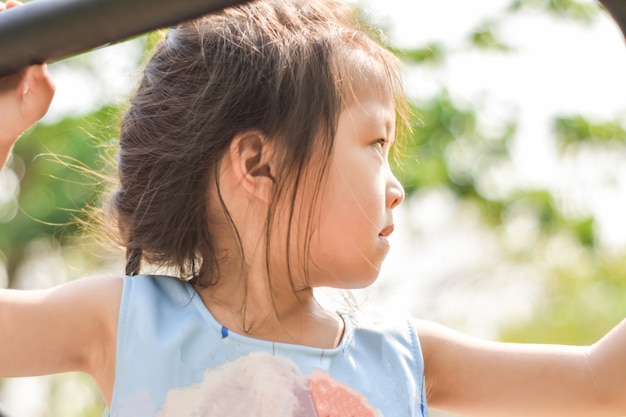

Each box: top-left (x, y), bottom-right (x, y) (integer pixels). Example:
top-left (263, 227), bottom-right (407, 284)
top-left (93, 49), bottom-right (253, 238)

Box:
top-left (104, 275), bottom-right (429, 416)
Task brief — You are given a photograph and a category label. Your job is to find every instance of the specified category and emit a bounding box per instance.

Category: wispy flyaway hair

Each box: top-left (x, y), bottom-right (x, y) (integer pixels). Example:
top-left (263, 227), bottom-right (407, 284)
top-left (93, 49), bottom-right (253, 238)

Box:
top-left (108, 0), bottom-right (408, 285)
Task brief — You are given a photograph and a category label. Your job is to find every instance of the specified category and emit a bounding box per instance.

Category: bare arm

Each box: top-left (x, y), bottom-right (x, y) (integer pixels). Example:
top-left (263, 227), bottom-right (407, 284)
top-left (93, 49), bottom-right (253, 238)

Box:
top-left (418, 319), bottom-right (626, 417)
top-left (0, 276), bottom-right (122, 405)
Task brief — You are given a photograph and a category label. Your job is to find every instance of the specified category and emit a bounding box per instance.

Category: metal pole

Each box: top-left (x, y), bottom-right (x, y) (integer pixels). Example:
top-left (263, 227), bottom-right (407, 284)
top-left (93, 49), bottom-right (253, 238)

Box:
top-left (0, 0), bottom-right (249, 77)
top-left (599, 0), bottom-right (626, 41)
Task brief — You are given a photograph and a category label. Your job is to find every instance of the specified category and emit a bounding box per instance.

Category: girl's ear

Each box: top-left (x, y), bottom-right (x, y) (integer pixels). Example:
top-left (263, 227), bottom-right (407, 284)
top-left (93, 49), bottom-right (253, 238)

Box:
top-left (228, 131), bottom-right (275, 202)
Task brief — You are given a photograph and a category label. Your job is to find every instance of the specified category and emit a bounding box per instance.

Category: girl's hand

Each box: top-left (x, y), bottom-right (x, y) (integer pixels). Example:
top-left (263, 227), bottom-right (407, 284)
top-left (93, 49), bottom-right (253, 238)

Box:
top-left (0, 1), bottom-right (56, 168)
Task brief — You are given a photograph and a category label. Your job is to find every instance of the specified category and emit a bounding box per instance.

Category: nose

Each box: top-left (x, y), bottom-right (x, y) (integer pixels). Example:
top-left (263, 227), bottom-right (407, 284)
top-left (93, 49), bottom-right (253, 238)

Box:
top-left (386, 170), bottom-right (405, 209)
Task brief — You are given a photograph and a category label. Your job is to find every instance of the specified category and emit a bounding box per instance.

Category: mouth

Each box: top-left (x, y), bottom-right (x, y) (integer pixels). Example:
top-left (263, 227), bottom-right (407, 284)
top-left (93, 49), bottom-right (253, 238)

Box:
top-left (379, 224), bottom-right (394, 238)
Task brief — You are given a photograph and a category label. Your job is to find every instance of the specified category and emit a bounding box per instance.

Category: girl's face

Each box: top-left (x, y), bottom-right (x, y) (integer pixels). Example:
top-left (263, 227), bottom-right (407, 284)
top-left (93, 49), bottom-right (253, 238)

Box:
top-left (305, 87), bottom-right (404, 289)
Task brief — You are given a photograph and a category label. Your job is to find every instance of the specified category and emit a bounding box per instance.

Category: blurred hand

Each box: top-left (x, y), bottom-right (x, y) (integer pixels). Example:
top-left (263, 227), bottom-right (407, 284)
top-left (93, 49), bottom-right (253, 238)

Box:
top-left (0, 1), bottom-right (56, 168)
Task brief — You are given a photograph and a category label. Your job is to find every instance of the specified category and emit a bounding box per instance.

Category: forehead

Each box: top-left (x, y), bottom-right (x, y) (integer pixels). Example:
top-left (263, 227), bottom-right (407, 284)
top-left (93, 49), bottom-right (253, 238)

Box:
top-left (338, 52), bottom-right (396, 133)
top-left (338, 49), bottom-right (395, 108)
top-left (339, 89), bottom-right (396, 130)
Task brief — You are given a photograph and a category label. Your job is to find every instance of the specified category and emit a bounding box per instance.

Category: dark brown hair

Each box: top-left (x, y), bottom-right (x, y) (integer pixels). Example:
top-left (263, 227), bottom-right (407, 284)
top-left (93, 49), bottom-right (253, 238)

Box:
top-left (109, 0), bottom-right (408, 286)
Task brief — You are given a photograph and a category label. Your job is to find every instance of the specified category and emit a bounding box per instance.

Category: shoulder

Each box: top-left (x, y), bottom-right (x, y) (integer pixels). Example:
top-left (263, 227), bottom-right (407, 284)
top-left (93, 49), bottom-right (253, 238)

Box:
top-left (341, 309), bottom-right (429, 414)
top-left (117, 274), bottom-right (196, 320)
top-left (0, 275), bottom-right (125, 352)
top-left (0, 275), bottom-right (124, 392)
top-left (54, 275), bottom-right (125, 340)
top-left (348, 308), bottom-right (418, 341)
top-left (413, 318), bottom-right (487, 365)
top-left (31, 275), bottom-right (125, 335)
top-left (58, 275), bottom-right (125, 361)
top-left (347, 308), bottom-right (426, 370)
top-left (67, 274), bottom-right (193, 405)
top-left (115, 274), bottom-right (201, 348)
top-left (413, 319), bottom-right (505, 408)
top-left (121, 274), bottom-right (193, 303)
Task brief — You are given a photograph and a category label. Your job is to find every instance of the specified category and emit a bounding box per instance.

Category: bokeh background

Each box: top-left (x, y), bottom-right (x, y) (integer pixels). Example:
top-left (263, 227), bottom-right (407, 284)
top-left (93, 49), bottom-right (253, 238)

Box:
top-left (1, 0), bottom-right (626, 415)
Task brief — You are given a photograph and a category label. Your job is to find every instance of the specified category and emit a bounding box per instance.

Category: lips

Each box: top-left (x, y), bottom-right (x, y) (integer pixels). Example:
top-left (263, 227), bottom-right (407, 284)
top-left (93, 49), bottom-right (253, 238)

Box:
top-left (379, 224), bottom-right (394, 238)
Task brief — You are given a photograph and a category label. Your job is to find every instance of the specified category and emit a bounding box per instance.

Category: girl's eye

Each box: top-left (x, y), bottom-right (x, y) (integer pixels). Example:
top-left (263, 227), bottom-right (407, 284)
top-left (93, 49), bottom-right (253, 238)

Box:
top-left (373, 139), bottom-right (386, 153)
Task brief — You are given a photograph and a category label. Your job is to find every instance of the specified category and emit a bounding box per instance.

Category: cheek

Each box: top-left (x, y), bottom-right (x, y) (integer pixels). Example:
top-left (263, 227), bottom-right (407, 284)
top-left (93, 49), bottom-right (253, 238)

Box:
top-left (302, 158), bottom-right (386, 283)
top-left (319, 155), bottom-right (385, 231)
top-left (335, 167), bottom-right (385, 221)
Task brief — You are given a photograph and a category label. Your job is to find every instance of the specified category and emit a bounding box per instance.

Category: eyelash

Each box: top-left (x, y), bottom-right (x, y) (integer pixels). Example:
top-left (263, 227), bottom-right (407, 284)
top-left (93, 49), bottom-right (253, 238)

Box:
top-left (374, 139), bottom-right (386, 153)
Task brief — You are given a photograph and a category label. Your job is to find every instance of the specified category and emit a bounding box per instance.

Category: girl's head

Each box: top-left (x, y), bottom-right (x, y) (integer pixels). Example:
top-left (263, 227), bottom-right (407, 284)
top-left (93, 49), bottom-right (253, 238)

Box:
top-left (111, 0), bottom-right (407, 288)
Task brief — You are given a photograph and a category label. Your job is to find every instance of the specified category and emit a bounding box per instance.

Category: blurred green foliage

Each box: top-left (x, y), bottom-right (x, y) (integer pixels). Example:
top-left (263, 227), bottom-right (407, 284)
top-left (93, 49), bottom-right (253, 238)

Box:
top-left (396, 94), bottom-right (597, 248)
top-left (555, 114), bottom-right (626, 148)
top-left (502, 254), bottom-right (626, 344)
top-left (398, 93), bottom-right (515, 195)
top-left (391, 43), bottom-right (446, 65)
top-left (509, 0), bottom-right (600, 22)
top-left (469, 21), bottom-right (514, 52)
top-left (1, 106), bottom-right (122, 286)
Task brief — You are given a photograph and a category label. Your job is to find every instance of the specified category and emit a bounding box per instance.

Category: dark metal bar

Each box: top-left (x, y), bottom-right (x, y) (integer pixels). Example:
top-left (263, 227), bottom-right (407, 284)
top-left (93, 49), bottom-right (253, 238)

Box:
top-left (0, 0), bottom-right (249, 77)
top-left (599, 0), bottom-right (626, 41)
top-left (0, 0), bottom-right (622, 79)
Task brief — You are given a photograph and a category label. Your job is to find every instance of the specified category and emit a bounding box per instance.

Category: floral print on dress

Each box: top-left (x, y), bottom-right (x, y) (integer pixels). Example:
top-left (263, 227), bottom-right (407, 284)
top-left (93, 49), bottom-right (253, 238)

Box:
top-left (157, 352), bottom-right (382, 417)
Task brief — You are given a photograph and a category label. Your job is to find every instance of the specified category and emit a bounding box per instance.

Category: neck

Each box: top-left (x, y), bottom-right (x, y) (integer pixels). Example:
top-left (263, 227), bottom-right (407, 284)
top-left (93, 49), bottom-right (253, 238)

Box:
top-left (200, 175), bottom-right (344, 348)
top-left (195, 259), bottom-right (344, 349)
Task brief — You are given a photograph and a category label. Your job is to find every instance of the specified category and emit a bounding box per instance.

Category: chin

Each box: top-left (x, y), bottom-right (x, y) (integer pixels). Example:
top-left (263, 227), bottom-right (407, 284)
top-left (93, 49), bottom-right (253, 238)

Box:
top-left (310, 257), bottom-right (384, 289)
top-left (354, 274), bottom-right (380, 289)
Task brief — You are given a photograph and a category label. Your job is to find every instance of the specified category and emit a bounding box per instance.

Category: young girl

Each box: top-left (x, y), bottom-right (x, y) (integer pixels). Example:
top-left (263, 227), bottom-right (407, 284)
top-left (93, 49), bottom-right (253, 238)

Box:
top-left (1, 0), bottom-right (626, 416)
